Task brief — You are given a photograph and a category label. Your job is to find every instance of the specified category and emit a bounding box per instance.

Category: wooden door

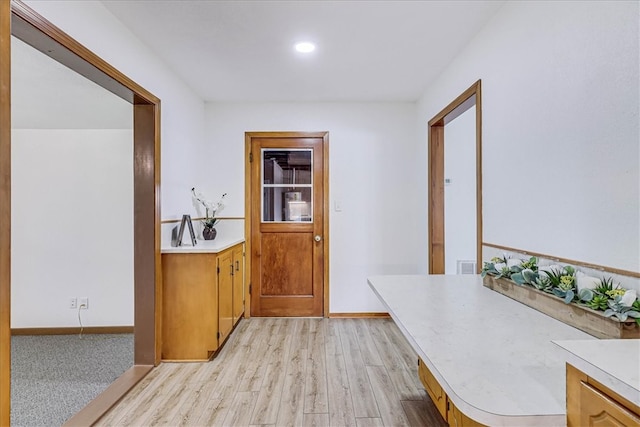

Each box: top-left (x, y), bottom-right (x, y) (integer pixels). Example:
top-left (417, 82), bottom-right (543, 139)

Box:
top-left (248, 132), bottom-right (327, 317)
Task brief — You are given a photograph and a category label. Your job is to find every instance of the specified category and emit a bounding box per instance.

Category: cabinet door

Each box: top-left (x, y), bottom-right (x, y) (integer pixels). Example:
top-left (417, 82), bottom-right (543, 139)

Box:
top-left (418, 358), bottom-right (447, 421)
top-left (161, 253), bottom-right (218, 360)
top-left (579, 381), bottom-right (640, 427)
top-left (218, 249), bottom-right (234, 345)
top-left (232, 244), bottom-right (245, 324)
top-left (448, 401), bottom-right (486, 427)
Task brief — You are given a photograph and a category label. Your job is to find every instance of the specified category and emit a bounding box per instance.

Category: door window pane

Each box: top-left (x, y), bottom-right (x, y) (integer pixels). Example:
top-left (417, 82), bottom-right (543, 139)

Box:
top-left (262, 149), bottom-right (312, 222)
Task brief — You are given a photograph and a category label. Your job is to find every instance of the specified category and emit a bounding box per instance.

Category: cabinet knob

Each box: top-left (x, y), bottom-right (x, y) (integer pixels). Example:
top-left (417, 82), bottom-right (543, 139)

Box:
top-left (235, 260), bottom-right (240, 271)
top-left (314, 235), bottom-right (322, 242)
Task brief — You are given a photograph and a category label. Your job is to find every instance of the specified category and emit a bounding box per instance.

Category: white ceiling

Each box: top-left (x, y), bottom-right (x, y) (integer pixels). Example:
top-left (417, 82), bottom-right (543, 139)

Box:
top-left (11, 1), bottom-right (506, 129)
top-left (101, 0), bottom-right (506, 102)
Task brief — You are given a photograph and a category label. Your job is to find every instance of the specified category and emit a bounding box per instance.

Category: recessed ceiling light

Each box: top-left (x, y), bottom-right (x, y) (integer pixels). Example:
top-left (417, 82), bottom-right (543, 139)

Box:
top-left (295, 42), bottom-right (316, 53)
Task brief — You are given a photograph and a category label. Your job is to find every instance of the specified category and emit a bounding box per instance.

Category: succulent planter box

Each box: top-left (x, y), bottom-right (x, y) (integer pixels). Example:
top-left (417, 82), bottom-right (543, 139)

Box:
top-left (482, 275), bottom-right (640, 339)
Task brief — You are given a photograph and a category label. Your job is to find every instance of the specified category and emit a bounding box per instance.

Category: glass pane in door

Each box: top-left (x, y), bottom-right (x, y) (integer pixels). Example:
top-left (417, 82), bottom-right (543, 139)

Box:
top-left (262, 149), bottom-right (312, 222)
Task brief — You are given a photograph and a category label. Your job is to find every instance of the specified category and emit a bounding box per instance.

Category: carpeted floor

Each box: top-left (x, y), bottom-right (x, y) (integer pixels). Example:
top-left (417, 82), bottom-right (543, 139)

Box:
top-left (11, 334), bottom-right (133, 427)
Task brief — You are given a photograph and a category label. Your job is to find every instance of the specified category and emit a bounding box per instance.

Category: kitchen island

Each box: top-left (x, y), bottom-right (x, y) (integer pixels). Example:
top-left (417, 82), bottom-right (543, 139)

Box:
top-left (368, 274), bottom-right (595, 426)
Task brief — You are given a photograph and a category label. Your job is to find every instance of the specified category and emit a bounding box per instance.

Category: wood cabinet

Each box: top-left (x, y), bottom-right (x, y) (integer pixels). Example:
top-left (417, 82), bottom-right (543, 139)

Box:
top-left (161, 242), bottom-right (245, 361)
top-left (418, 358), bottom-right (447, 420)
top-left (217, 248), bottom-right (234, 346)
top-left (418, 358), bottom-right (486, 427)
top-left (567, 364), bottom-right (640, 427)
top-left (232, 244), bottom-right (244, 324)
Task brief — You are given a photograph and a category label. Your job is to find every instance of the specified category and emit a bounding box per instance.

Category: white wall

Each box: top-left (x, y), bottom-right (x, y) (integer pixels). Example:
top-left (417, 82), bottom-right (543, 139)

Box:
top-left (444, 106), bottom-right (477, 274)
top-left (23, 0), bottom-right (207, 219)
top-left (12, 130), bottom-right (133, 327)
top-left (418, 1), bottom-right (639, 272)
top-left (13, 1), bottom-right (209, 327)
top-left (205, 102), bottom-right (423, 313)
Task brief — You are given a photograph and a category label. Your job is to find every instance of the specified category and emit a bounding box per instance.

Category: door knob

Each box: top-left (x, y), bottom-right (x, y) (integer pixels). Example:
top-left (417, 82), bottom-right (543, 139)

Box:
top-left (314, 235), bottom-right (322, 242)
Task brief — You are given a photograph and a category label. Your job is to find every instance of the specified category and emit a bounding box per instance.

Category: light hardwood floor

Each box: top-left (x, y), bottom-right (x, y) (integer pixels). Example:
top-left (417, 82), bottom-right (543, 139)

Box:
top-left (96, 318), bottom-right (447, 427)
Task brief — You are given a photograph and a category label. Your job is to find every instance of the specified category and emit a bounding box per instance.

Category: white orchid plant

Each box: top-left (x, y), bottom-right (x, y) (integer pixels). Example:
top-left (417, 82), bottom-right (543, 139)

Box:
top-left (481, 255), bottom-right (640, 324)
top-left (191, 188), bottom-right (227, 229)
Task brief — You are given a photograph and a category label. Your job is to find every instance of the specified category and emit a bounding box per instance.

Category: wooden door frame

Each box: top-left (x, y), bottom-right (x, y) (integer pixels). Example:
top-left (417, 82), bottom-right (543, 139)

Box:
top-left (244, 131), bottom-right (330, 317)
top-left (428, 80), bottom-right (482, 274)
top-left (1, 1), bottom-right (161, 424)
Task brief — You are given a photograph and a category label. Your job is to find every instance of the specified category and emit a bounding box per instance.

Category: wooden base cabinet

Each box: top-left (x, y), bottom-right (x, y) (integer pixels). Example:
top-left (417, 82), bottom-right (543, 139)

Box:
top-left (418, 358), bottom-right (447, 420)
top-left (161, 243), bottom-right (245, 361)
top-left (567, 364), bottom-right (640, 427)
top-left (418, 358), bottom-right (486, 427)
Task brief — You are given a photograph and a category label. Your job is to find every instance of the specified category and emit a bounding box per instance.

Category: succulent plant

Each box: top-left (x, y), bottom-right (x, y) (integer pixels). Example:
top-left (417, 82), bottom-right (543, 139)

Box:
top-left (606, 288), bottom-right (627, 299)
top-left (594, 277), bottom-right (616, 295)
top-left (520, 257), bottom-right (538, 271)
top-left (481, 257), bottom-right (638, 321)
top-left (604, 296), bottom-right (640, 323)
top-left (587, 294), bottom-right (609, 311)
top-left (532, 276), bottom-right (554, 293)
top-left (511, 268), bottom-right (540, 286)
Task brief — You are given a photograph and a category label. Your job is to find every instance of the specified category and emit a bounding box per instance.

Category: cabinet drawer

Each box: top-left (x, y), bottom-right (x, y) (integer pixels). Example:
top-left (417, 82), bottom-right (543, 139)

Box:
top-left (579, 381), bottom-right (640, 427)
top-left (418, 358), bottom-right (447, 421)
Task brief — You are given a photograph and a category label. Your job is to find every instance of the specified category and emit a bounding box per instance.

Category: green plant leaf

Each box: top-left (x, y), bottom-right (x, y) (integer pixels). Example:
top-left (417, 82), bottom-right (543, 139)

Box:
top-left (564, 290), bottom-right (574, 304)
top-left (522, 269), bottom-right (538, 284)
top-left (578, 289), bottom-right (594, 302)
top-left (511, 273), bottom-right (525, 285)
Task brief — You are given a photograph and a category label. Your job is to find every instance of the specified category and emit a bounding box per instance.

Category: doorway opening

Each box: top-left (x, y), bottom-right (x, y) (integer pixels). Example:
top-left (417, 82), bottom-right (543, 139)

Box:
top-left (1, 1), bottom-right (161, 424)
top-left (428, 80), bottom-right (482, 274)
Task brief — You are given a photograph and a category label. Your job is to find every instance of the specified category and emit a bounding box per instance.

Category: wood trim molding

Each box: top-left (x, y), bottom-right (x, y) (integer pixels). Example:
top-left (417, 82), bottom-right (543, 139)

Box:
top-left (10, 0), bottom-right (158, 105)
top-left (483, 242), bottom-right (640, 278)
top-left (0, 1), bottom-right (11, 424)
top-left (328, 313), bottom-right (391, 319)
top-left (322, 132), bottom-right (330, 317)
top-left (428, 124), bottom-right (444, 274)
top-left (161, 216), bottom-right (245, 224)
top-left (152, 101), bottom-right (162, 367)
top-left (244, 134), bottom-right (252, 318)
top-left (428, 80), bottom-right (482, 274)
top-left (133, 102), bottom-right (160, 367)
top-left (11, 326), bottom-right (134, 336)
top-left (63, 365), bottom-right (153, 427)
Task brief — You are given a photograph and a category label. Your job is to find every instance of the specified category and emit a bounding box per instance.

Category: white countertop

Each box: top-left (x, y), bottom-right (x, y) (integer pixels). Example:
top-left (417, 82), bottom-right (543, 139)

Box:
top-left (161, 237), bottom-right (244, 254)
top-left (553, 339), bottom-right (640, 408)
top-left (368, 274), bottom-right (595, 427)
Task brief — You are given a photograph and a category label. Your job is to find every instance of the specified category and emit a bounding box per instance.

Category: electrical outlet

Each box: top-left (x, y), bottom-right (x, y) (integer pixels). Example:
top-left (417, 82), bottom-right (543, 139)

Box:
top-left (69, 297), bottom-right (77, 309)
top-left (79, 297), bottom-right (89, 309)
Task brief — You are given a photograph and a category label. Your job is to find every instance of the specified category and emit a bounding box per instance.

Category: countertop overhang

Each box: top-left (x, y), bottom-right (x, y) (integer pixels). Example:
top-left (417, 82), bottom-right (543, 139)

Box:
top-left (368, 274), bottom-right (597, 427)
top-left (552, 339), bottom-right (640, 408)
top-left (161, 237), bottom-right (244, 254)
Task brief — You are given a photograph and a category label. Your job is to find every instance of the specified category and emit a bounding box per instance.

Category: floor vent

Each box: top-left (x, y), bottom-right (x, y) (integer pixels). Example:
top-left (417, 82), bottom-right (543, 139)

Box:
top-left (457, 260), bottom-right (477, 275)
